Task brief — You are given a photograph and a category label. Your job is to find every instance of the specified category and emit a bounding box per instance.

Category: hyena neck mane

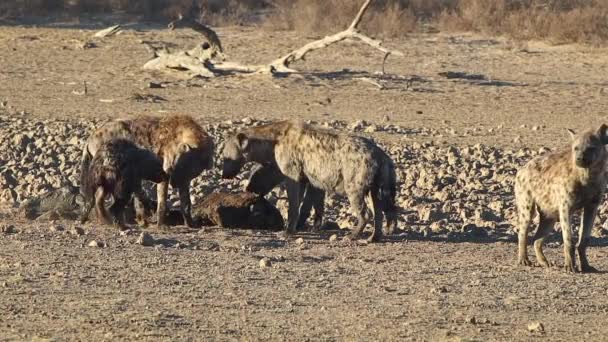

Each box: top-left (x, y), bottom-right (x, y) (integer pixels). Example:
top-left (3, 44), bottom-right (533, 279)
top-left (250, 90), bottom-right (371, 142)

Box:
top-left (121, 116), bottom-right (160, 149)
top-left (243, 121), bottom-right (293, 162)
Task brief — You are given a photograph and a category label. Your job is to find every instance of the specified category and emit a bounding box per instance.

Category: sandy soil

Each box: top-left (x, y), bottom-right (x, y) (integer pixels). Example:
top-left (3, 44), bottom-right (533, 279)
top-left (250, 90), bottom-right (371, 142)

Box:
top-left (1, 21), bottom-right (608, 341)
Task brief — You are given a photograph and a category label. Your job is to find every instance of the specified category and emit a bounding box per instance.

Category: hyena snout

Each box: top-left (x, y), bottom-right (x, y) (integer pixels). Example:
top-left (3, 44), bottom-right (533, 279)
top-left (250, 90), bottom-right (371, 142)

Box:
top-left (575, 148), bottom-right (600, 168)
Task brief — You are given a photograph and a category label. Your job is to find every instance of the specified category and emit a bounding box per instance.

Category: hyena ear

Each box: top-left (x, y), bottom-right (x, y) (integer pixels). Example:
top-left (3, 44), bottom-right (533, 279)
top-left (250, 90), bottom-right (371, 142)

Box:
top-left (179, 143), bottom-right (192, 153)
top-left (598, 124), bottom-right (608, 144)
top-left (236, 133), bottom-right (249, 150)
top-left (566, 128), bottom-right (576, 140)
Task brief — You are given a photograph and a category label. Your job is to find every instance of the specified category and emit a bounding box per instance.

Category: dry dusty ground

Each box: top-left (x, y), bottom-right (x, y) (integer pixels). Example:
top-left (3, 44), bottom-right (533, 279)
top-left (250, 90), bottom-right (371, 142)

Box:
top-left (1, 20), bottom-right (608, 341)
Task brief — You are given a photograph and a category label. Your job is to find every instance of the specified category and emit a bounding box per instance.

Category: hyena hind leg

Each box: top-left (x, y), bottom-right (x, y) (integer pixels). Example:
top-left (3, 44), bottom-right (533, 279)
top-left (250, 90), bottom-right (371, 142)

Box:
top-left (368, 191), bottom-right (384, 243)
top-left (533, 215), bottom-right (555, 268)
top-left (516, 191), bottom-right (535, 267)
top-left (346, 191), bottom-right (369, 241)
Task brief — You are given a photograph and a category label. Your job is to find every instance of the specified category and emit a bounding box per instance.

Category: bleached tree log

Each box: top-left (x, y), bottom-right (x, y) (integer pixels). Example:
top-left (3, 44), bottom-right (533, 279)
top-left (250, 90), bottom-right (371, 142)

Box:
top-left (143, 0), bottom-right (403, 77)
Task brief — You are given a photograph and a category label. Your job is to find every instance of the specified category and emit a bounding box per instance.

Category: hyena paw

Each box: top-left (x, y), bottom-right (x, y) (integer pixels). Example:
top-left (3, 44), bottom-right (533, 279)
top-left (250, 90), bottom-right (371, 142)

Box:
top-left (563, 263), bottom-right (577, 273)
top-left (537, 259), bottom-right (552, 268)
top-left (518, 258), bottom-right (532, 267)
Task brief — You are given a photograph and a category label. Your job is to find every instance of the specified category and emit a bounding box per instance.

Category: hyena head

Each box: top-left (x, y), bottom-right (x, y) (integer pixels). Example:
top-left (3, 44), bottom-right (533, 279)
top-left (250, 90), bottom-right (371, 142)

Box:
top-left (169, 145), bottom-right (214, 187)
top-left (568, 124), bottom-right (608, 168)
top-left (139, 149), bottom-right (168, 184)
top-left (222, 133), bottom-right (249, 179)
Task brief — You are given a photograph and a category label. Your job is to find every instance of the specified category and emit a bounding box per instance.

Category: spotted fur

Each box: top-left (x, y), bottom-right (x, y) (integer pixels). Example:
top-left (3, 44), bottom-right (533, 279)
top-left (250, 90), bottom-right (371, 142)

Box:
top-left (515, 124), bottom-right (608, 273)
top-left (80, 115), bottom-right (214, 227)
top-left (222, 120), bottom-right (398, 242)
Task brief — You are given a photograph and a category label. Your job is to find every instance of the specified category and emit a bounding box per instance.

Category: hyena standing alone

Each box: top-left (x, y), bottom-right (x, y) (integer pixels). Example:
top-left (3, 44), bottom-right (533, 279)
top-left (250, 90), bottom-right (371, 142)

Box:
top-left (81, 115), bottom-right (214, 227)
top-left (222, 121), bottom-right (397, 242)
top-left (80, 138), bottom-right (167, 228)
top-left (515, 124), bottom-right (608, 273)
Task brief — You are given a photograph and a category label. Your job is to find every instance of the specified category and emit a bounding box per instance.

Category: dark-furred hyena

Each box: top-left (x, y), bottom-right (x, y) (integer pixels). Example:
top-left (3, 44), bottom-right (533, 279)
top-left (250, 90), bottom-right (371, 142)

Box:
top-left (515, 124), bottom-right (608, 273)
top-left (246, 163), bottom-right (325, 231)
top-left (80, 138), bottom-right (167, 228)
top-left (80, 115), bottom-right (214, 228)
top-left (222, 120), bottom-right (398, 242)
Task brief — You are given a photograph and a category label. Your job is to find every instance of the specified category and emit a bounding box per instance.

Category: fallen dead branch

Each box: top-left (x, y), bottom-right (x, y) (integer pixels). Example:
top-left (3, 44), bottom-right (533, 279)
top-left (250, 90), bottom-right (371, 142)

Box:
top-left (94, 25), bottom-right (121, 38)
top-left (143, 0), bottom-right (403, 78)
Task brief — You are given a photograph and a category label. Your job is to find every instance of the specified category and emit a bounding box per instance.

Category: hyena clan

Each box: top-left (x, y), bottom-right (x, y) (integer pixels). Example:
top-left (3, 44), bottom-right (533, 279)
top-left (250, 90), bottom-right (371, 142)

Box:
top-left (222, 121), bottom-right (398, 242)
top-left (81, 115), bottom-right (214, 227)
top-left (80, 138), bottom-right (167, 229)
top-left (246, 163), bottom-right (325, 231)
top-left (515, 124), bottom-right (608, 273)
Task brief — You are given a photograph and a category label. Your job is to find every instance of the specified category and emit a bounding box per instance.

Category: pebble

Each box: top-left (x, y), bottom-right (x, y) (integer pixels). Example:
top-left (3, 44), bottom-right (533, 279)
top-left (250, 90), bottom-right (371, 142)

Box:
top-left (88, 240), bottom-right (105, 248)
top-left (527, 321), bottom-right (544, 333)
top-left (1, 224), bottom-right (16, 234)
top-left (259, 257), bottom-right (272, 268)
top-left (329, 234), bottom-right (338, 242)
top-left (69, 226), bottom-right (85, 236)
top-left (50, 224), bottom-right (64, 232)
top-left (136, 232), bottom-right (155, 246)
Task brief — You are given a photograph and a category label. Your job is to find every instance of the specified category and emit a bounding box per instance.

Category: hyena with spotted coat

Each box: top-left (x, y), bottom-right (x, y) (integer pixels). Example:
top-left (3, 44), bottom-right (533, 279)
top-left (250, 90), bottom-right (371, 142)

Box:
top-left (81, 115), bottom-right (214, 227)
top-left (515, 124), bottom-right (608, 273)
top-left (80, 138), bottom-right (167, 228)
top-left (222, 121), bottom-right (397, 242)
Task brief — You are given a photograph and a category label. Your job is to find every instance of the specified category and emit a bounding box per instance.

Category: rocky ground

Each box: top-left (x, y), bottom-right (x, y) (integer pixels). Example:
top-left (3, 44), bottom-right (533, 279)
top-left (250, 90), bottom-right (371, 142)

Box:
top-left (2, 23), bottom-right (608, 340)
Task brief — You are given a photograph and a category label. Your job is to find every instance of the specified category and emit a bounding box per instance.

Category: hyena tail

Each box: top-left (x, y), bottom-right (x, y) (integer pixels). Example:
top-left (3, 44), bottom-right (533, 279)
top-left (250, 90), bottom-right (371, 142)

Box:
top-left (80, 145), bottom-right (93, 198)
top-left (378, 158), bottom-right (398, 232)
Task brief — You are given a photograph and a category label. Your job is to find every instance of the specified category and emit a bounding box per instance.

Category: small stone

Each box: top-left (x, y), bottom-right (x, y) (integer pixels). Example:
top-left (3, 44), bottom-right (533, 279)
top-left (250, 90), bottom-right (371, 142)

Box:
top-left (50, 224), bottom-right (64, 232)
top-left (88, 240), bottom-right (104, 248)
top-left (364, 124), bottom-right (378, 133)
top-left (70, 226), bottom-right (85, 236)
top-left (259, 257), bottom-right (272, 268)
top-left (527, 321), bottom-right (544, 333)
top-left (295, 237), bottom-right (305, 245)
top-left (329, 234), bottom-right (338, 242)
top-left (136, 232), bottom-right (155, 246)
top-left (1, 224), bottom-right (16, 234)
top-left (465, 316), bottom-right (476, 324)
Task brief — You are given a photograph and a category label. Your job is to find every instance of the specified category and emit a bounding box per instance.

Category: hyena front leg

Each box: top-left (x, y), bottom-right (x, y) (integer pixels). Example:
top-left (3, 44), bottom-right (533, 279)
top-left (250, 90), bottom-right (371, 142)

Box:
top-left (156, 181), bottom-right (169, 228)
top-left (559, 205), bottom-right (576, 273)
top-left (533, 214), bottom-right (555, 268)
top-left (95, 187), bottom-right (112, 225)
top-left (578, 202), bottom-right (599, 273)
top-left (178, 180), bottom-right (195, 228)
top-left (310, 188), bottom-right (325, 232)
top-left (108, 194), bottom-right (130, 230)
top-left (80, 193), bottom-right (95, 224)
top-left (285, 179), bottom-right (305, 235)
top-left (133, 185), bottom-right (148, 227)
top-left (346, 191), bottom-right (369, 240)
top-left (296, 185), bottom-right (324, 231)
top-left (368, 189), bottom-right (384, 243)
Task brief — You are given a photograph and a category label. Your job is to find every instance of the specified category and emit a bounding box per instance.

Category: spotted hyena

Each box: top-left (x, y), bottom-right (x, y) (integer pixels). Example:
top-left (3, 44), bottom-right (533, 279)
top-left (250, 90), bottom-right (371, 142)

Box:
top-left (80, 115), bottom-right (214, 228)
top-left (80, 138), bottom-right (167, 228)
top-left (222, 121), bottom-right (398, 242)
top-left (515, 124), bottom-right (608, 273)
top-left (246, 163), bottom-right (325, 231)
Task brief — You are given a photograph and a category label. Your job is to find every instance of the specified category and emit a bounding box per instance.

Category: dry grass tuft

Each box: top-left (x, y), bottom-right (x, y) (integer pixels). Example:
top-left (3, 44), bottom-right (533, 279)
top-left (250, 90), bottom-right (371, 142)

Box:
top-left (2, 0), bottom-right (608, 44)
